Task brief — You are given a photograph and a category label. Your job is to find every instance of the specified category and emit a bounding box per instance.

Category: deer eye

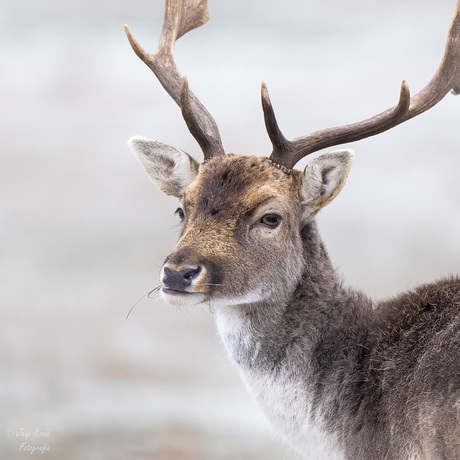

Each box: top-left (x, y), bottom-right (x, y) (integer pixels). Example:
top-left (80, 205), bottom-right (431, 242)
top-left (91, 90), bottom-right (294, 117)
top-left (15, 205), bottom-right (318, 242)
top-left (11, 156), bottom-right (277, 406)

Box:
top-left (175, 207), bottom-right (185, 222)
top-left (260, 213), bottom-right (282, 228)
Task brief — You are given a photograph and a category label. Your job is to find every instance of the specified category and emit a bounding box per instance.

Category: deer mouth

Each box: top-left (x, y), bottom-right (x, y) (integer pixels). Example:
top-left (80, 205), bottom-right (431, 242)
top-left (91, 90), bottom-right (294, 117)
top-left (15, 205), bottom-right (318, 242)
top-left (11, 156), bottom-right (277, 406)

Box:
top-left (161, 287), bottom-right (207, 306)
top-left (162, 287), bottom-right (194, 296)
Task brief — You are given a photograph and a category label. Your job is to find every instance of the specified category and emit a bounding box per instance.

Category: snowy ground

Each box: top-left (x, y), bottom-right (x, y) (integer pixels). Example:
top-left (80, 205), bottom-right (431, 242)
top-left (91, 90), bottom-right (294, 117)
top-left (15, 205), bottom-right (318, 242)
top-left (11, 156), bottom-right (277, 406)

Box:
top-left (1, 0), bottom-right (459, 459)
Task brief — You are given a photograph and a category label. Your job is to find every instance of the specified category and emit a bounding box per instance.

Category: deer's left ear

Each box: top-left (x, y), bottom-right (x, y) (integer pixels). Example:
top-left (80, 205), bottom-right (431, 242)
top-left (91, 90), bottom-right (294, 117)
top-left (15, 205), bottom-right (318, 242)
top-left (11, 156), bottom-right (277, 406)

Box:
top-left (300, 149), bottom-right (354, 220)
top-left (128, 136), bottom-right (200, 198)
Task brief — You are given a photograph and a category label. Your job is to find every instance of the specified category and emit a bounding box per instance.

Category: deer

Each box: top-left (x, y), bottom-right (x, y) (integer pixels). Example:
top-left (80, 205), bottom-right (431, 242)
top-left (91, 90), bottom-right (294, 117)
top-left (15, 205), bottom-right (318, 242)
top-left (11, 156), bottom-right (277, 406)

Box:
top-left (125, 1), bottom-right (460, 458)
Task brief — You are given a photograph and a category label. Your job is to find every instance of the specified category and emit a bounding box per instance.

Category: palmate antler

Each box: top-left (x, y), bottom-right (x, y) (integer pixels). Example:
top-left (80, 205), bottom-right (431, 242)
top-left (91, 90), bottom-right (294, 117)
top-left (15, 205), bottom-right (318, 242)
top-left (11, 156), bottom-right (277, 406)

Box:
top-left (125, 0), bottom-right (225, 161)
top-left (264, 1), bottom-right (460, 170)
top-left (126, 0), bottom-right (460, 170)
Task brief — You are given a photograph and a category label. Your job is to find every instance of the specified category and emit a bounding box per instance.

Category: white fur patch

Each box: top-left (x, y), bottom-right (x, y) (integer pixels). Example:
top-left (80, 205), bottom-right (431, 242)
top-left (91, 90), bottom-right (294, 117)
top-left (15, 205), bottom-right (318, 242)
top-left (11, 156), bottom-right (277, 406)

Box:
top-left (246, 373), bottom-right (342, 459)
top-left (214, 301), bottom-right (343, 459)
top-left (160, 289), bottom-right (206, 307)
top-left (211, 289), bottom-right (265, 309)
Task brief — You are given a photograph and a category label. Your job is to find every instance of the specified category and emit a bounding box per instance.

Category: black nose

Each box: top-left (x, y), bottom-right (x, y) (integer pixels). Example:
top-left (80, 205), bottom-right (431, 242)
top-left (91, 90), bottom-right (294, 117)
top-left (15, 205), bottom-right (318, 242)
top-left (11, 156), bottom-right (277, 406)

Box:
top-left (162, 266), bottom-right (201, 291)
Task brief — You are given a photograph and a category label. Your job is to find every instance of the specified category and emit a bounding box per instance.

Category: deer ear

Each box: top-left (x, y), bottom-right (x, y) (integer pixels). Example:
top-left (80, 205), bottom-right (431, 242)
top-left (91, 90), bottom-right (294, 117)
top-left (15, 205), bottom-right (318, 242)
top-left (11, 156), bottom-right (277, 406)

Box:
top-left (300, 149), bottom-right (354, 220)
top-left (128, 136), bottom-right (200, 197)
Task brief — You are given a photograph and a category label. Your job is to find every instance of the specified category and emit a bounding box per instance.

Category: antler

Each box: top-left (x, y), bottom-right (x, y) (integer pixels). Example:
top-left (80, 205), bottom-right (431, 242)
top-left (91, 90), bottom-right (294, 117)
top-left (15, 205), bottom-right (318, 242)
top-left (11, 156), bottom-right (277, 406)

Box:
top-left (264, 0), bottom-right (460, 170)
top-left (125, 0), bottom-right (225, 160)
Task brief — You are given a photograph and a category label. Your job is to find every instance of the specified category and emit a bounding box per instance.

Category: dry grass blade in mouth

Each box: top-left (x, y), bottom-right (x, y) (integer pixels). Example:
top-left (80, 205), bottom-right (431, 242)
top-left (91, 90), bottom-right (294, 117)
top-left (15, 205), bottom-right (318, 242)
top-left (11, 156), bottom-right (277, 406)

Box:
top-left (126, 285), bottom-right (161, 319)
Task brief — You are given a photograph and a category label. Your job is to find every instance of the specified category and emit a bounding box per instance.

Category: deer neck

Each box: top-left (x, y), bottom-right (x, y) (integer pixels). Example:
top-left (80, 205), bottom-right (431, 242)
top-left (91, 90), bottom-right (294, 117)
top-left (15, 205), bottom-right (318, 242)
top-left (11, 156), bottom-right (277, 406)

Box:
top-left (215, 219), bottom-right (351, 369)
top-left (214, 220), bottom-right (374, 454)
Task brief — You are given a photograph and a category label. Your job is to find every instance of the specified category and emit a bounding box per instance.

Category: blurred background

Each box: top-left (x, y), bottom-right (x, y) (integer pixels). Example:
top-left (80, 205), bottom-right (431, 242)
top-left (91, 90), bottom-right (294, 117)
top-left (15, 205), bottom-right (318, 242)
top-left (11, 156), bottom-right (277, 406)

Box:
top-left (1, 0), bottom-right (459, 458)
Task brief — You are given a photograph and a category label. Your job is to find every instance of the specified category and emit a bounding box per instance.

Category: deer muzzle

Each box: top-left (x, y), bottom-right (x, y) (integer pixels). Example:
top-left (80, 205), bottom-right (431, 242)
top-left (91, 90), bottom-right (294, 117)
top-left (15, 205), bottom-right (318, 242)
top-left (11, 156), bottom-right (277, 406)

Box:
top-left (160, 247), bottom-right (222, 305)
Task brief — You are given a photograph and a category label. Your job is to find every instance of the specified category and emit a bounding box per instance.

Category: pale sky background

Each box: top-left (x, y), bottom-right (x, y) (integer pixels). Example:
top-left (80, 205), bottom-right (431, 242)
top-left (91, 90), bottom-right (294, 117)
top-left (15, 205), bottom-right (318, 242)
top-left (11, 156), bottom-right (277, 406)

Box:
top-left (1, 1), bottom-right (459, 459)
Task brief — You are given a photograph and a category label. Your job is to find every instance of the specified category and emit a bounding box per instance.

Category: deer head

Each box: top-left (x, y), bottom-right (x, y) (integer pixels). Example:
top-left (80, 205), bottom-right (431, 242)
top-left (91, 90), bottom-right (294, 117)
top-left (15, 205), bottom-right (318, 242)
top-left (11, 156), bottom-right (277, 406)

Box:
top-left (126, 0), bottom-right (460, 308)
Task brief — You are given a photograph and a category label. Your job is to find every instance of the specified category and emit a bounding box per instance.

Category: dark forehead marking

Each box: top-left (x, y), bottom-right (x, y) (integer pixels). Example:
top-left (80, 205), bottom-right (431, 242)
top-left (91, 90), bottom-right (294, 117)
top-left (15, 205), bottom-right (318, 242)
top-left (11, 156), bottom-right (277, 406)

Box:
top-left (191, 155), bottom-right (292, 216)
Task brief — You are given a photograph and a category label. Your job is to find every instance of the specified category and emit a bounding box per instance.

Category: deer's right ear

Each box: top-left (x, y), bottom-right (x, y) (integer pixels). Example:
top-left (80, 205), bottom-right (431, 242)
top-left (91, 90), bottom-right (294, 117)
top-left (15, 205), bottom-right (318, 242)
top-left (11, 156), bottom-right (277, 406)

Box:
top-left (128, 136), bottom-right (200, 198)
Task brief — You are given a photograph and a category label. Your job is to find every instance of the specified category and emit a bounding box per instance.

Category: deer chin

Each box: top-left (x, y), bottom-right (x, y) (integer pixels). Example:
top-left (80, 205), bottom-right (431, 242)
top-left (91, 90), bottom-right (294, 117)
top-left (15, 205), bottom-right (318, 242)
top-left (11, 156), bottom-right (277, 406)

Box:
top-left (160, 288), bottom-right (206, 307)
top-left (161, 286), bottom-right (266, 309)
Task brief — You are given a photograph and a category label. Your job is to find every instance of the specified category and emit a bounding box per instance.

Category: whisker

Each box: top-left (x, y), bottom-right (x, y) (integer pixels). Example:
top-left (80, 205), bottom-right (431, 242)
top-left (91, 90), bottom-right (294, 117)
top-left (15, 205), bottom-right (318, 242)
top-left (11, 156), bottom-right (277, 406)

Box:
top-left (126, 285), bottom-right (162, 320)
top-left (167, 223), bottom-right (183, 232)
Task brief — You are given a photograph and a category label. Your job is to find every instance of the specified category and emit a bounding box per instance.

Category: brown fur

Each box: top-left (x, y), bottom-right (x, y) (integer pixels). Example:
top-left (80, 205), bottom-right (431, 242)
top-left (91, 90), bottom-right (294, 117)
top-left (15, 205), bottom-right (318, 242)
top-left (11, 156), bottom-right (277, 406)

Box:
top-left (169, 155), bottom-right (304, 302)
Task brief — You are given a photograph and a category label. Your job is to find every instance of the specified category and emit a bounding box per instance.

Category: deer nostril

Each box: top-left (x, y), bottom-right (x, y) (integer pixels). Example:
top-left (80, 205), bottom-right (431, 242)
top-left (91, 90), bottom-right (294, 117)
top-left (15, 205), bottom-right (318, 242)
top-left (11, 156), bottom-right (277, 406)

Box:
top-left (183, 266), bottom-right (201, 281)
top-left (163, 266), bottom-right (202, 290)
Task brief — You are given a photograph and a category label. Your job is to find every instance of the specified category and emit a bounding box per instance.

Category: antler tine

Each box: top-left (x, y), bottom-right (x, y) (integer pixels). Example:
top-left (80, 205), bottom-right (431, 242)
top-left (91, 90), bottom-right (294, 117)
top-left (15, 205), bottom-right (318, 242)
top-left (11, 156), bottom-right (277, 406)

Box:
top-left (267, 0), bottom-right (460, 170)
top-left (405, 0), bottom-right (460, 113)
top-left (261, 81), bottom-right (295, 161)
top-left (125, 0), bottom-right (225, 160)
top-left (264, 81), bottom-right (411, 169)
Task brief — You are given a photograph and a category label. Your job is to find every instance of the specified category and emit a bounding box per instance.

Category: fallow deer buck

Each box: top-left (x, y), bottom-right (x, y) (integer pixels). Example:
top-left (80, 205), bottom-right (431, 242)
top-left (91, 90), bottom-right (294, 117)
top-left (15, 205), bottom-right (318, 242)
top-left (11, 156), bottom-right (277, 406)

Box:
top-left (126, 1), bottom-right (460, 458)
